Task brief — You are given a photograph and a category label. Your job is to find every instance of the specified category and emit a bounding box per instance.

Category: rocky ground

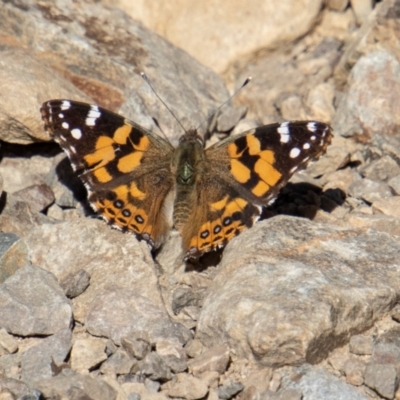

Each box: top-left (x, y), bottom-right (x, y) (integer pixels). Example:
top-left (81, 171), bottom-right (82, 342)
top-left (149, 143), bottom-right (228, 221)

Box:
top-left (1, 0), bottom-right (400, 399)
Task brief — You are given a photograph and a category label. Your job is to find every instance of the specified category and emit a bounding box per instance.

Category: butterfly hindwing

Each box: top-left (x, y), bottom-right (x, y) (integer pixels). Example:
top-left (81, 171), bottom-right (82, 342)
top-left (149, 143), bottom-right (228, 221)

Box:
top-left (41, 100), bottom-right (175, 247)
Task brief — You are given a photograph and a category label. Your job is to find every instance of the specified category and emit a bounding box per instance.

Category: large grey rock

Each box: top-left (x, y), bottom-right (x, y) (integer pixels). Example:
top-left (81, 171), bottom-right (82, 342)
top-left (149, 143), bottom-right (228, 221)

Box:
top-left (0, 0), bottom-right (230, 145)
top-left (334, 50), bottom-right (400, 139)
top-left (21, 328), bottom-right (72, 385)
top-left (283, 365), bottom-right (368, 400)
top-left (34, 368), bottom-right (117, 400)
top-left (197, 216), bottom-right (400, 367)
top-left (0, 265), bottom-right (72, 336)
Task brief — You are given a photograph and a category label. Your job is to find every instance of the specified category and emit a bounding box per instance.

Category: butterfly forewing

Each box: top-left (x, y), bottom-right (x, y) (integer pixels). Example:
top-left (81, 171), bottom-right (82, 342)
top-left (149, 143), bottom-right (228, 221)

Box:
top-left (207, 121), bottom-right (332, 206)
top-left (41, 100), bottom-right (175, 247)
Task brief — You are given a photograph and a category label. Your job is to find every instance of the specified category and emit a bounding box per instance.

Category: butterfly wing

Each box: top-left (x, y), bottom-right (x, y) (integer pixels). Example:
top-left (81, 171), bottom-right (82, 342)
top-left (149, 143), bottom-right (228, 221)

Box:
top-left (182, 121), bottom-right (333, 259)
top-left (41, 100), bottom-right (175, 248)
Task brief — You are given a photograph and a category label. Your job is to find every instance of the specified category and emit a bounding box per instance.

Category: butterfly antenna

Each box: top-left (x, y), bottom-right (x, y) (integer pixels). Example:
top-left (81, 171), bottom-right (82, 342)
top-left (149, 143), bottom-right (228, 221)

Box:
top-left (141, 72), bottom-right (188, 135)
top-left (196, 76), bottom-right (252, 133)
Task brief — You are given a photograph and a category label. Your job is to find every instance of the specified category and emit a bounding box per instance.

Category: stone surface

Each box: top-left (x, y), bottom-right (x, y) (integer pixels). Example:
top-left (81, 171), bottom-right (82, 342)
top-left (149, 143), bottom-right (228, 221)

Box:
top-left (34, 368), bottom-right (117, 400)
top-left (283, 365), bottom-right (368, 399)
top-left (121, 382), bottom-right (168, 400)
top-left (360, 155), bottom-right (400, 182)
top-left (343, 358), bottom-right (366, 386)
top-left (372, 197), bottom-right (400, 219)
top-left (0, 265), bottom-right (72, 336)
top-left (166, 373), bottom-right (208, 399)
top-left (21, 328), bottom-right (72, 385)
top-left (349, 335), bottom-right (374, 355)
top-left (139, 352), bottom-right (172, 382)
top-left (122, 337), bottom-right (151, 360)
top-left (364, 363), bottom-right (397, 399)
top-left (334, 50), bottom-right (400, 139)
top-left (218, 382), bottom-right (244, 399)
top-left (70, 337), bottom-right (108, 372)
top-left (0, 376), bottom-right (38, 399)
top-left (0, 0), bottom-right (230, 145)
top-left (0, 329), bottom-right (18, 355)
top-left (188, 344), bottom-right (230, 376)
top-left (85, 288), bottom-right (190, 347)
top-left (106, 0), bottom-right (325, 73)
top-left (197, 216), bottom-right (400, 367)
top-left (11, 184), bottom-right (55, 213)
top-left (60, 269), bottom-right (91, 299)
top-left (100, 349), bottom-right (136, 375)
top-left (0, 234), bottom-right (29, 284)
top-left (348, 178), bottom-right (392, 203)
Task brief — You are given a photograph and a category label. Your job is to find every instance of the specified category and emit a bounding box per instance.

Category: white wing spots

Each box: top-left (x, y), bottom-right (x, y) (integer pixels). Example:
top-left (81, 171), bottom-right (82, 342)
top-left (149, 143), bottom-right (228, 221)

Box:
top-left (61, 101), bottom-right (71, 110)
top-left (58, 113), bottom-right (64, 118)
top-left (69, 146), bottom-right (77, 154)
top-left (290, 147), bottom-right (301, 158)
top-left (85, 105), bottom-right (101, 126)
top-left (310, 135), bottom-right (316, 141)
top-left (277, 122), bottom-right (291, 143)
top-left (71, 128), bottom-right (82, 139)
top-left (62, 122), bottom-right (69, 129)
top-left (303, 142), bottom-right (311, 150)
top-left (307, 122), bottom-right (317, 132)
top-left (290, 165), bottom-right (298, 174)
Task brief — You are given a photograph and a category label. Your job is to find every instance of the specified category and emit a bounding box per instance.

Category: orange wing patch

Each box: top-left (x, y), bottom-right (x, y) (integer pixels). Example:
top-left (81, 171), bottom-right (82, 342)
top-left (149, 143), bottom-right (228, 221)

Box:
top-left (227, 134), bottom-right (282, 199)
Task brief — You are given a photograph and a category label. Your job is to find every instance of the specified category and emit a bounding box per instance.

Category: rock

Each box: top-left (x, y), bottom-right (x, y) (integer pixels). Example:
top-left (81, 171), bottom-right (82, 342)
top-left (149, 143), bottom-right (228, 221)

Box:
top-left (343, 358), bottom-right (365, 386)
top-left (196, 216), bottom-right (400, 367)
top-left (144, 378), bottom-right (161, 393)
top-left (122, 337), bottom-right (151, 360)
top-left (86, 288), bottom-right (190, 347)
top-left (0, 353), bottom-right (20, 380)
top-left (372, 197), bottom-right (400, 219)
top-left (100, 349), bottom-right (136, 376)
top-left (347, 213), bottom-right (400, 237)
top-left (172, 287), bottom-right (203, 315)
top-left (305, 82), bottom-right (335, 122)
top-left (60, 269), bottom-right (91, 298)
top-left (121, 382), bottom-right (168, 400)
top-left (166, 373), bottom-right (208, 399)
top-left (108, 0), bottom-right (325, 73)
top-left (0, 194), bottom-right (54, 240)
top-left (1, 0), bottom-right (231, 145)
top-left (188, 344), bottom-right (230, 376)
top-left (391, 304), bottom-right (400, 322)
top-left (11, 184), bottom-right (55, 213)
top-left (163, 355), bottom-right (188, 374)
top-left (70, 337), bottom-right (108, 372)
top-left (21, 328), bottom-right (72, 385)
top-left (216, 106), bottom-right (247, 133)
top-left (260, 389), bottom-right (302, 400)
top-left (360, 155), bottom-right (400, 182)
top-left (350, 0), bottom-right (375, 24)
top-left (327, 0), bottom-right (349, 11)
top-left (334, 50), bottom-right (400, 139)
top-left (349, 335), bottom-right (374, 355)
top-left (0, 329), bottom-right (18, 354)
top-left (139, 352), bottom-right (172, 381)
top-left (364, 363), bottom-right (397, 399)
top-left (0, 233), bottom-right (29, 284)
top-left (34, 368), bottom-right (117, 400)
top-left (348, 178), bottom-right (392, 203)
top-left (184, 340), bottom-right (204, 359)
top-left (388, 175), bottom-right (400, 195)
top-left (0, 265), bottom-right (72, 336)
top-left (0, 376), bottom-right (39, 399)
top-left (283, 365), bottom-right (368, 399)
top-left (218, 382), bottom-right (244, 399)
top-left (268, 371), bottom-right (282, 392)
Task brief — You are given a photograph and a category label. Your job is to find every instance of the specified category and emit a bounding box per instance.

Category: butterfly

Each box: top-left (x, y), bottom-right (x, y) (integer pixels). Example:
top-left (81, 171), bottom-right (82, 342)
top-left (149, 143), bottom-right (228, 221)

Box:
top-left (40, 99), bottom-right (332, 260)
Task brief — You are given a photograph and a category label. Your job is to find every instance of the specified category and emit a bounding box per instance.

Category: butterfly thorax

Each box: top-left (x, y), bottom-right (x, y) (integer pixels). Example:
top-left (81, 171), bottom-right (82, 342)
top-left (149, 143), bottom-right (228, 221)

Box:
top-left (172, 130), bottom-right (205, 231)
